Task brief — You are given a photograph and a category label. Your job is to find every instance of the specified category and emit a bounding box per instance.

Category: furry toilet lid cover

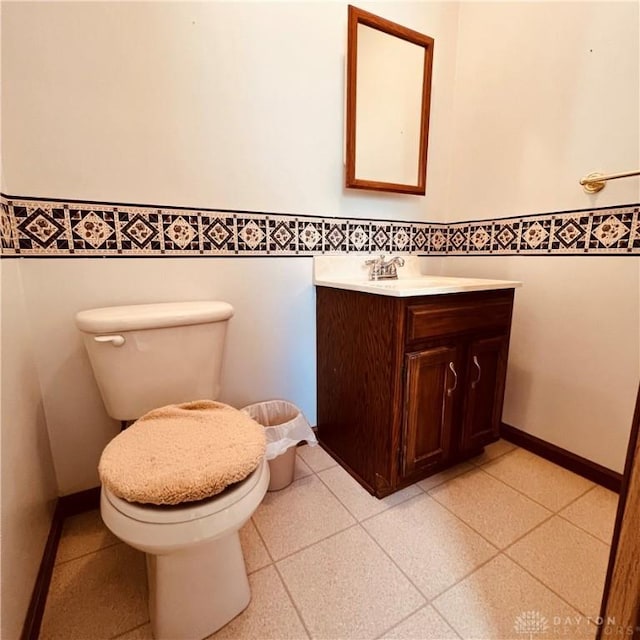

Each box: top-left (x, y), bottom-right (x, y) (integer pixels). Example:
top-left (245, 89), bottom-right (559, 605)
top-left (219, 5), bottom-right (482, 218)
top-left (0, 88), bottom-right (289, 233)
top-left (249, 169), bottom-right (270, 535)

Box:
top-left (98, 400), bottom-right (266, 505)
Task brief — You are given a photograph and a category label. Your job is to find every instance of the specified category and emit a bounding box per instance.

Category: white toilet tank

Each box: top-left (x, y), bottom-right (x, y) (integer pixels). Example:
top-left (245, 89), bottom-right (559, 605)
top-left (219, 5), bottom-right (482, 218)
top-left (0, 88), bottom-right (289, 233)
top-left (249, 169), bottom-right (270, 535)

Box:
top-left (76, 301), bottom-right (234, 421)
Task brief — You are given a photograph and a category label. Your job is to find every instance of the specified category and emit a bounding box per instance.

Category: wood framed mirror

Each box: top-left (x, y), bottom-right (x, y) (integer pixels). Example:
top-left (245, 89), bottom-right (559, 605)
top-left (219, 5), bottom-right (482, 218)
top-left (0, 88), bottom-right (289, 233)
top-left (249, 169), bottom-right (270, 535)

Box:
top-left (345, 5), bottom-right (434, 196)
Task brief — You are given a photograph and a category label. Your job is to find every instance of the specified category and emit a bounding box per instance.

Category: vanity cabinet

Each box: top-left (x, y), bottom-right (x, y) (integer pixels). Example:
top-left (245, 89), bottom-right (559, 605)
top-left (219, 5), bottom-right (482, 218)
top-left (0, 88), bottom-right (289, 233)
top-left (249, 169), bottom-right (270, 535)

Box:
top-left (316, 286), bottom-right (515, 497)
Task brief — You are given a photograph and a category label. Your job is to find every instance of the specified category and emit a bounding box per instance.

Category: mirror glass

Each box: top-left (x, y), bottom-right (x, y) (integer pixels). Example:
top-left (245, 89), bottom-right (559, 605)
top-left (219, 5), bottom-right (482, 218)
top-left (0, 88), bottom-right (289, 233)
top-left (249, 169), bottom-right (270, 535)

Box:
top-left (346, 6), bottom-right (434, 195)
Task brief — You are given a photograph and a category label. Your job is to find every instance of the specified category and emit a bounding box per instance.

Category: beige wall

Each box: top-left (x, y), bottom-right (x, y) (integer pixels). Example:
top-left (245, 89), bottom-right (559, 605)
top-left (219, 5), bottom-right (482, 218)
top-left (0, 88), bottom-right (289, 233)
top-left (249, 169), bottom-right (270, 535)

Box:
top-left (17, 256), bottom-right (446, 494)
top-left (448, 1), bottom-right (639, 220)
top-left (1, 0), bottom-right (638, 499)
top-left (1, 2), bottom-right (637, 634)
top-left (1, 1), bottom-right (461, 495)
top-left (1, 1), bottom-right (460, 222)
top-left (442, 256), bottom-right (639, 473)
top-left (444, 1), bottom-right (640, 472)
top-left (18, 257), bottom-right (318, 494)
top-left (0, 261), bottom-right (58, 639)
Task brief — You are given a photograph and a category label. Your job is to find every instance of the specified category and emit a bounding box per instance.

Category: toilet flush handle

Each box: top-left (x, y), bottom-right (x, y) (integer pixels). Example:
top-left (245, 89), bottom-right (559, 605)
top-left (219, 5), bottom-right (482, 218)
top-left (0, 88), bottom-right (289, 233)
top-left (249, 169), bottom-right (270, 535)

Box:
top-left (94, 335), bottom-right (126, 347)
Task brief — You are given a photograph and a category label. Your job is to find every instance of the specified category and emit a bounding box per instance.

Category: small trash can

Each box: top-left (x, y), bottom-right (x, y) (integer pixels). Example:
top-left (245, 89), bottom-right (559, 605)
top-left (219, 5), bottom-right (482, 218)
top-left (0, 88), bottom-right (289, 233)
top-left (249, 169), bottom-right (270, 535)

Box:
top-left (242, 400), bottom-right (317, 491)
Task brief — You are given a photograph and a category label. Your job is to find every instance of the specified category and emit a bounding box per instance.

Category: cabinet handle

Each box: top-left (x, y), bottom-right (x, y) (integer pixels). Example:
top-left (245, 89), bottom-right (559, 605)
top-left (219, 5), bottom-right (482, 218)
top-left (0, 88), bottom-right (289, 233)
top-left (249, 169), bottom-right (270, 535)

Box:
top-left (471, 355), bottom-right (482, 389)
top-left (447, 362), bottom-right (458, 396)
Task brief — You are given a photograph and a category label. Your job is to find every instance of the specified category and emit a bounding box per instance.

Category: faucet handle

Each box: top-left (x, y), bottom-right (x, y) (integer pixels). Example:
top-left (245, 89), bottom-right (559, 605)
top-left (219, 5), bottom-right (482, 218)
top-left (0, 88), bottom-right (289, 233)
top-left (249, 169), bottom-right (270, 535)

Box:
top-left (365, 254), bottom-right (385, 266)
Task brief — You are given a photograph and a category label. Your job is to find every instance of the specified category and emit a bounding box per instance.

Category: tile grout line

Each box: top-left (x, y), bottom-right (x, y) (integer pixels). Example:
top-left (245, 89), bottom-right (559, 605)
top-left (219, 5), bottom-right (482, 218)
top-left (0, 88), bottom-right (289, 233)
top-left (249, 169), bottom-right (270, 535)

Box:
top-left (429, 550), bottom-right (504, 617)
top-left (414, 464), bottom-right (478, 496)
top-left (357, 489), bottom-right (424, 524)
top-left (302, 447), bottom-right (601, 624)
top-left (499, 510), bottom-right (559, 552)
top-left (557, 484), bottom-right (598, 512)
top-left (427, 459), bottom-right (606, 556)
top-left (500, 549), bottom-right (600, 619)
top-left (315, 466), bottom-right (423, 525)
top-left (551, 484), bottom-right (617, 544)
top-left (248, 515), bottom-right (313, 640)
top-left (352, 521), bottom-right (429, 634)
top-left (270, 563), bottom-right (313, 640)
top-left (60, 448), bottom-right (605, 637)
top-left (252, 457), bottom-right (387, 638)
top-left (110, 619), bottom-right (151, 639)
top-left (252, 458), bottom-right (410, 639)
top-left (47, 447), bottom-right (609, 640)
top-left (475, 450), bottom-right (596, 513)
top-left (372, 605), bottom-right (432, 640)
top-left (478, 463), bottom-right (594, 512)
top-left (423, 480), bottom-right (523, 552)
top-left (498, 494), bottom-right (611, 551)
top-left (497, 501), bottom-right (610, 618)
top-left (267, 454), bottom-right (434, 639)
top-left (372, 602), bottom-right (462, 640)
top-left (305, 456), bottom-right (502, 633)
top-left (296, 447), bottom-right (338, 475)
top-left (554, 511), bottom-right (614, 546)
top-left (411, 472), bottom-right (607, 617)
top-left (53, 540), bottom-right (123, 567)
top-left (252, 471), bottom-right (359, 564)
top-left (308, 477), bottom-right (434, 598)
top-left (468, 443), bottom-right (519, 468)
top-left (294, 448), bottom-right (548, 621)
top-left (430, 549), bottom-right (598, 631)
top-left (268, 518), bottom-right (361, 564)
top-left (411, 443), bottom-right (520, 497)
top-left (354, 493), bottom-right (504, 613)
top-left (480, 464), bottom-right (599, 521)
top-left (295, 452), bottom-right (448, 634)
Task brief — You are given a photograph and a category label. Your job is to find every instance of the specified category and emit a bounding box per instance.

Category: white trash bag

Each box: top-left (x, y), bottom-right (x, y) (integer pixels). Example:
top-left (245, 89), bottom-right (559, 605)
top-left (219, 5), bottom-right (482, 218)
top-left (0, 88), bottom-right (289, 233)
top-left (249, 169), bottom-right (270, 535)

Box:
top-left (242, 399), bottom-right (317, 460)
top-left (241, 400), bottom-right (317, 491)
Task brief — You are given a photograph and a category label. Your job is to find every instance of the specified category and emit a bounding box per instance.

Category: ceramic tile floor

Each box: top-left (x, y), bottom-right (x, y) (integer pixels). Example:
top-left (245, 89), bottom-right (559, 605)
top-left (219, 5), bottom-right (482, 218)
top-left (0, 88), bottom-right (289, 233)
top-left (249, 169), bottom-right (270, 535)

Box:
top-left (40, 441), bottom-right (618, 640)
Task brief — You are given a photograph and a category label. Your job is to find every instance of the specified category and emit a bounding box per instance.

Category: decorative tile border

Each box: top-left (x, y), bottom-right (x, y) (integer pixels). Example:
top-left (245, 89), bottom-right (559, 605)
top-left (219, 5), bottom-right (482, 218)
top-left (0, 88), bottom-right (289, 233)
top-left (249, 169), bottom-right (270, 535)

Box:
top-left (0, 196), bottom-right (441, 258)
top-left (446, 205), bottom-right (639, 256)
top-left (1, 195), bottom-right (638, 257)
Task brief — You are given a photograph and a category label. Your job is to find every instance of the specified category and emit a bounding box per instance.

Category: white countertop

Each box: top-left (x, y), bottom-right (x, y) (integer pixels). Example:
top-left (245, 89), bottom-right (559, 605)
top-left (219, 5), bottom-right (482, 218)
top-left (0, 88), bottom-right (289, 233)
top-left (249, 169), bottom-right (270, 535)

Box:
top-left (313, 256), bottom-right (522, 298)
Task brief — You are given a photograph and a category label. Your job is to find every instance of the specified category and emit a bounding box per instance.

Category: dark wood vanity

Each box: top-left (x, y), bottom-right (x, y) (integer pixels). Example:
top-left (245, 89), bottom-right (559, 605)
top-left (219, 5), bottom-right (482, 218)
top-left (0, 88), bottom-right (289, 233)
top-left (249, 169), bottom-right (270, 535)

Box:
top-left (316, 286), bottom-right (515, 497)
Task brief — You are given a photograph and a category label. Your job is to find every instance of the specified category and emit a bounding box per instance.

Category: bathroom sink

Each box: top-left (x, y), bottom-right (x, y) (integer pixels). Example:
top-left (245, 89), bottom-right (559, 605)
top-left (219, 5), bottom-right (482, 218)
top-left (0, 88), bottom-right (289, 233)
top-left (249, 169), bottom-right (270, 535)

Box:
top-left (315, 275), bottom-right (521, 297)
top-left (365, 276), bottom-right (488, 290)
top-left (313, 257), bottom-right (521, 297)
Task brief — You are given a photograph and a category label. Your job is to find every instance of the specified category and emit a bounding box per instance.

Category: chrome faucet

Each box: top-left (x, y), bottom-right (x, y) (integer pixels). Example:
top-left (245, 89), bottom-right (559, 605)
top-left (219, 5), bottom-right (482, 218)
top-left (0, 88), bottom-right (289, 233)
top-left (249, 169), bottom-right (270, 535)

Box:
top-left (365, 255), bottom-right (405, 281)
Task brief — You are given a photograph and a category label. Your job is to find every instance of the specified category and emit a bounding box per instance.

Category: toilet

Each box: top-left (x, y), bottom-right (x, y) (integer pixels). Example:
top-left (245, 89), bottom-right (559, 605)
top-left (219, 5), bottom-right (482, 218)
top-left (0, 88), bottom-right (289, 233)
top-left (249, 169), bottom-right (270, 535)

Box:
top-left (75, 301), bottom-right (270, 640)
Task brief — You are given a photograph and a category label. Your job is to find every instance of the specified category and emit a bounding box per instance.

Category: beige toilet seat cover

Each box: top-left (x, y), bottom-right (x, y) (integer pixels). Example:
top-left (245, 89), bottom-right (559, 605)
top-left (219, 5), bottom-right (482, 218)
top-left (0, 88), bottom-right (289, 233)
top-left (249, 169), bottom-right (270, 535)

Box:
top-left (98, 400), bottom-right (266, 505)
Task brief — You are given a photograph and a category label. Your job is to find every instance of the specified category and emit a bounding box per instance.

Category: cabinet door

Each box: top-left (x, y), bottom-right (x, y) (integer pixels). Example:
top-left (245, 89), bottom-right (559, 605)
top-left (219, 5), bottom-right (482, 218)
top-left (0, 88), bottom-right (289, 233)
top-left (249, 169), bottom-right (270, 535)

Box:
top-left (460, 335), bottom-right (509, 452)
top-left (402, 346), bottom-right (459, 477)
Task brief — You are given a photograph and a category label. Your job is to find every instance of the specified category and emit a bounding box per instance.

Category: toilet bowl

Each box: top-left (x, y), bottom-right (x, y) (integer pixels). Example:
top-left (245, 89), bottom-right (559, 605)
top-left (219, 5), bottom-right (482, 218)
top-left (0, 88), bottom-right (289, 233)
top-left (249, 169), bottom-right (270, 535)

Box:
top-left (101, 460), bottom-right (269, 640)
top-left (76, 301), bottom-right (268, 640)
top-left (101, 458), bottom-right (269, 554)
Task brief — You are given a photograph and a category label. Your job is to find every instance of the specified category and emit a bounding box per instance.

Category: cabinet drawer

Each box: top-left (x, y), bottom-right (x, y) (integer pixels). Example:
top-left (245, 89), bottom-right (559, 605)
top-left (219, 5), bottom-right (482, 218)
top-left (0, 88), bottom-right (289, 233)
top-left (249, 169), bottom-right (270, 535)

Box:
top-left (407, 293), bottom-right (513, 342)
